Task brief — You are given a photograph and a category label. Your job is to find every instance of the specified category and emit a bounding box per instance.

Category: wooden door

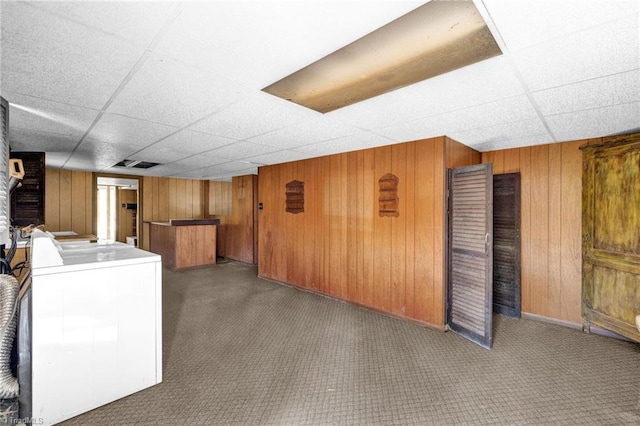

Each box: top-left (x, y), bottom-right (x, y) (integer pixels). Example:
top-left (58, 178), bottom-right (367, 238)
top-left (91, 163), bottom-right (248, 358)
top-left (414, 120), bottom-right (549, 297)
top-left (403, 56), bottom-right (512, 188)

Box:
top-left (10, 152), bottom-right (45, 227)
top-left (582, 136), bottom-right (640, 342)
top-left (447, 163), bottom-right (493, 349)
top-left (493, 173), bottom-right (521, 318)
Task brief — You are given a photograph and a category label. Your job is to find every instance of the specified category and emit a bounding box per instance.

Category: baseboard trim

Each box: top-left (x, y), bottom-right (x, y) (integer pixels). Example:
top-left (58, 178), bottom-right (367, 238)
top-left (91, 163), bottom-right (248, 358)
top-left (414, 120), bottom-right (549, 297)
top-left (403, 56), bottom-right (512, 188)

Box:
top-left (521, 312), bottom-right (582, 330)
top-left (257, 274), bottom-right (446, 333)
top-left (522, 312), bottom-right (633, 342)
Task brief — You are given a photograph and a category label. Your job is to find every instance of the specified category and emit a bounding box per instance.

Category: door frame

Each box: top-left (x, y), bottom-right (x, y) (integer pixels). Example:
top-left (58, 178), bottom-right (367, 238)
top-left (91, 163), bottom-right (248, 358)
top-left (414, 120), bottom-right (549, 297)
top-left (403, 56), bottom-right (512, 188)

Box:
top-left (93, 173), bottom-right (142, 243)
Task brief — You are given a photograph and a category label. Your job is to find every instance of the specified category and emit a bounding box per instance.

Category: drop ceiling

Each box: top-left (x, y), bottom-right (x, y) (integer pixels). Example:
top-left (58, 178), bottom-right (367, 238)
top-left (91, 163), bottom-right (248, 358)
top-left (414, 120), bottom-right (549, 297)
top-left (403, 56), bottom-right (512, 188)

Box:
top-left (1, 0), bottom-right (638, 181)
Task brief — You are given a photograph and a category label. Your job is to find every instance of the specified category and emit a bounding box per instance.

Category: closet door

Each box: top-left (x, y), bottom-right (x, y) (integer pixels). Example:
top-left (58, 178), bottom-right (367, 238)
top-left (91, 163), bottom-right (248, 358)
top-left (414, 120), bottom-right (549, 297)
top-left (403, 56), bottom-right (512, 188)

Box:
top-left (493, 173), bottom-right (521, 318)
top-left (582, 136), bottom-right (640, 342)
top-left (447, 163), bottom-right (493, 349)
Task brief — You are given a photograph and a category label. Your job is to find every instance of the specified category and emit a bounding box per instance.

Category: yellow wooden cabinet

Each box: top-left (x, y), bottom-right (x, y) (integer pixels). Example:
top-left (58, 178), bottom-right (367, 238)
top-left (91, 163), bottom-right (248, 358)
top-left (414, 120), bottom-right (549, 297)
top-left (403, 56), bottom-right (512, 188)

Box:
top-left (581, 134), bottom-right (640, 342)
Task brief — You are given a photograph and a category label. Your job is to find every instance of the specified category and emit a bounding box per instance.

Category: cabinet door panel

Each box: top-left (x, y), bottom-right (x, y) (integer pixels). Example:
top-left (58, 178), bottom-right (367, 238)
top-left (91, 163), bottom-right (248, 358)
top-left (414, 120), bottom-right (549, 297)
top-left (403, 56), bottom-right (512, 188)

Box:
top-left (582, 135), bottom-right (640, 342)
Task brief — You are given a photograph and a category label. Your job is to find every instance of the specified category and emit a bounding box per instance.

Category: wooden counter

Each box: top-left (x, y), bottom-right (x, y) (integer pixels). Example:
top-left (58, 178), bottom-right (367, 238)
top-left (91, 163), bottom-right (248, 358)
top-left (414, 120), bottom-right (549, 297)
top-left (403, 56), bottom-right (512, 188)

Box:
top-left (148, 219), bottom-right (219, 270)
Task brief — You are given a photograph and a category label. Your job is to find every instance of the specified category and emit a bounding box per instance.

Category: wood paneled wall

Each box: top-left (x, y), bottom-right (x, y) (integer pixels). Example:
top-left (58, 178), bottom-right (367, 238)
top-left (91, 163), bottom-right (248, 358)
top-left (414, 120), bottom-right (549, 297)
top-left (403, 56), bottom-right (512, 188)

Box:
top-left (206, 180), bottom-right (232, 257)
top-left (220, 175), bottom-right (257, 264)
top-left (44, 170), bottom-right (226, 253)
top-left (205, 178), bottom-right (253, 262)
top-left (258, 137), bottom-right (479, 328)
top-left (207, 180), bottom-right (232, 216)
top-left (140, 176), bottom-right (206, 250)
top-left (482, 140), bottom-right (584, 324)
top-left (45, 168), bottom-right (93, 234)
top-left (43, 136), bottom-right (585, 328)
top-left (446, 136), bottom-right (482, 168)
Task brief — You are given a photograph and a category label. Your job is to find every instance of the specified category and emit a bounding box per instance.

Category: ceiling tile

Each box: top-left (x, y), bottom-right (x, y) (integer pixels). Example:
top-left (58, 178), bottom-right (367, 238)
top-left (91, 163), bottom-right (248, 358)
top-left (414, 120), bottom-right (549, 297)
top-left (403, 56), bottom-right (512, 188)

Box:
top-left (202, 141), bottom-right (281, 161)
top-left (546, 102), bottom-right (640, 142)
top-left (376, 95), bottom-right (539, 143)
top-left (209, 161), bottom-right (259, 173)
top-left (472, 133), bottom-right (556, 152)
top-left (513, 15), bottom-right (639, 92)
top-left (248, 116), bottom-right (360, 149)
top-left (448, 95), bottom-right (540, 126)
top-left (71, 140), bottom-right (140, 169)
top-left (8, 127), bottom-right (79, 153)
top-left (190, 91), bottom-right (317, 140)
top-left (483, 0), bottom-right (637, 51)
top-left (30, 1), bottom-right (176, 48)
top-left (86, 113), bottom-right (177, 147)
top-left (63, 157), bottom-right (106, 171)
top-left (294, 132), bottom-right (396, 157)
top-left (0, 2), bottom-right (145, 110)
top-left (532, 69), bottom-right (640, 116)
top-left (195, 168), bottom-right (257, 181)
top-left (106, 52), bottom-right (249, 127)
top-left (151, 129), bottom-right (236, 154)
top-left (331, 55), bottom-right (524, 130)
top-left (239, 1), bottom-right (425, 88)
top-left (98, 165), bottom-right (150, 176)
top-left (154, 1), bottom-right (424, 89)
top-left (244, 150), bottom-right (312, 166)
top-left (448, 118), bottom-right (552, 150)
top-left (2, 0), bottom-right (637, 178)
top-left (169, 153), bottom-right (231, 170)
top-left (174, 160), bottom-right (256, 179)
top-left (7, 93), bottom-right (98, 139)
top-left (151, 2), bottom-right (261, 85)
top-left (126, 163), bottom-right (194, 177)
top-left (172, 169), bottom-right (215, 179)
top-left (126, 147), bottom-right (192, 165)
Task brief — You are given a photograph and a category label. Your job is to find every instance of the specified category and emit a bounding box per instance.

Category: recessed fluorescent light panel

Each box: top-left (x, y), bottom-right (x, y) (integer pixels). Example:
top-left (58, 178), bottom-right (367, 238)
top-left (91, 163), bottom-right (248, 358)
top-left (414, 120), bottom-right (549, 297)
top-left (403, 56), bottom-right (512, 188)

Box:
top-left (262, 0), bottom-right (502, 113)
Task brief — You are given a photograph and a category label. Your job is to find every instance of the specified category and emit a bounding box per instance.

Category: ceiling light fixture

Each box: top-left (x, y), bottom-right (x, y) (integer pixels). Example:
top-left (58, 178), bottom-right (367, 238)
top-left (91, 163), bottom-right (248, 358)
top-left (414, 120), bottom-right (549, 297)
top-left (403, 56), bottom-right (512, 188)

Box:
top-left (262, 0), bottom-right (502, 113)
top-left (124, 159), bottom-right (142, 168)
top-left (114, 159), bottom-right (161, 169)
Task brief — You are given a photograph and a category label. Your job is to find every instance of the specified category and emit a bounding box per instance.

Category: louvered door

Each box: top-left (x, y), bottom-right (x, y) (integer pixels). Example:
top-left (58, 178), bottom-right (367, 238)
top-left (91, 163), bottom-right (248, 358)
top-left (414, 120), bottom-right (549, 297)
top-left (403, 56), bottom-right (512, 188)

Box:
top-left (0, 97), bottom-right (10, 247)
top-left (493, 173), bottom-right (521, 318)
top-left (447, 163), bottom-right (493, 349)
top-left (11, 151), bottom-right (45, 226)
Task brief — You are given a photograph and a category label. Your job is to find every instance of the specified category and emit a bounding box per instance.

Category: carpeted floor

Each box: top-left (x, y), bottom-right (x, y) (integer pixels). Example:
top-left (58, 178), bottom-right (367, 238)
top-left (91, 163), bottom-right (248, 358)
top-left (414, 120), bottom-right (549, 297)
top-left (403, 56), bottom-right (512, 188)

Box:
top-left (53, 261), bottom-right (640, 425)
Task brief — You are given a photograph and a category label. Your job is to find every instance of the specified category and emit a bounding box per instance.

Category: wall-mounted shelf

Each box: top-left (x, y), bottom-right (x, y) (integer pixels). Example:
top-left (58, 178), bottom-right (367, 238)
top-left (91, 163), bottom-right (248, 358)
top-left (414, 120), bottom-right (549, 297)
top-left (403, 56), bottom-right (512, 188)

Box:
top-left (285, 180), bottom-right (304, 214)
top-left (379, 173), bottom-right (399, 217)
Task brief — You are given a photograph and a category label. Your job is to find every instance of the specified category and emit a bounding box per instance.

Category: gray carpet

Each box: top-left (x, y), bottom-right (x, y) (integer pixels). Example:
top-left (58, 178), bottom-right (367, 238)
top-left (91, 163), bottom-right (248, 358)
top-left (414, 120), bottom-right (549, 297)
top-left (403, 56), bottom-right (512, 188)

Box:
top-left (56, 261), bottom-right (639, 425)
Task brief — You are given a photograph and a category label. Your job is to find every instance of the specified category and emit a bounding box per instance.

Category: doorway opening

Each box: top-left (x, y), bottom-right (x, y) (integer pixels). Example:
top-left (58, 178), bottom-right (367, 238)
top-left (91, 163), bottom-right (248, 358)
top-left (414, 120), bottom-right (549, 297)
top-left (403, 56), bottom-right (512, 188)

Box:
top-left (492, 173), bottom-right (521, 318)
top-left (96, 176), bottom-right (139, 246)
